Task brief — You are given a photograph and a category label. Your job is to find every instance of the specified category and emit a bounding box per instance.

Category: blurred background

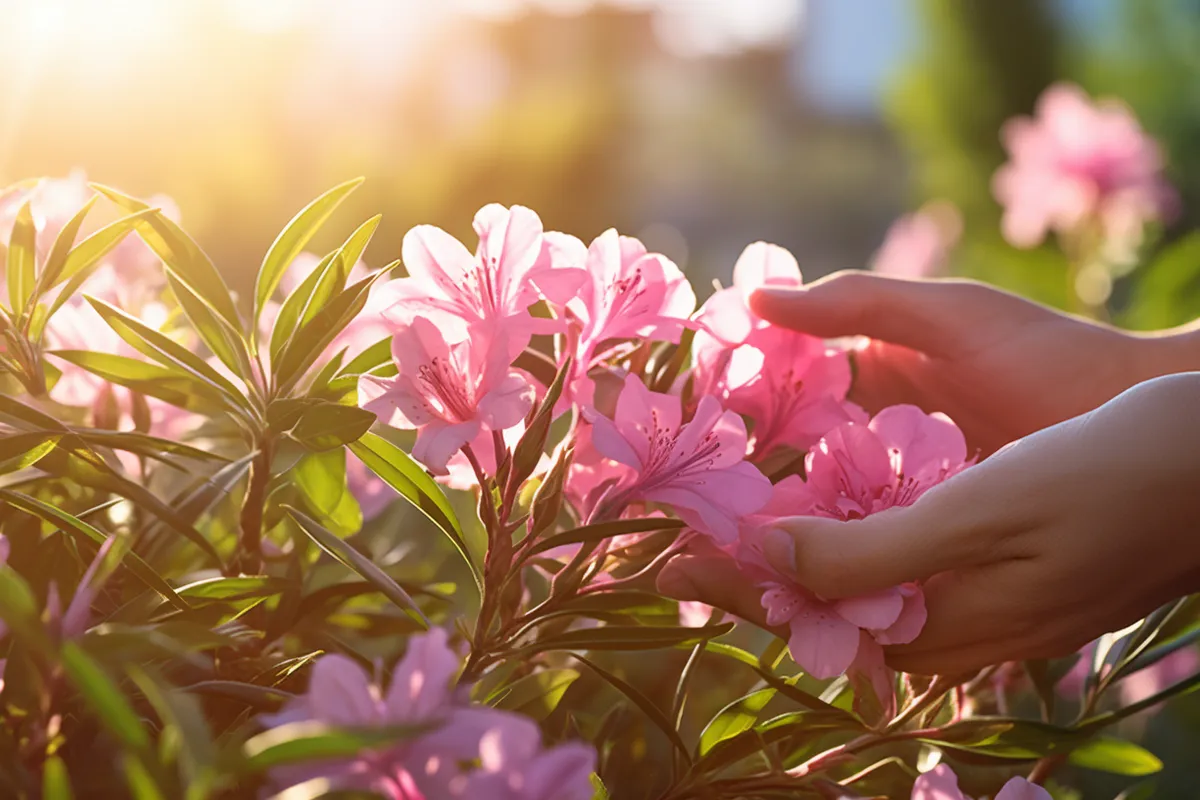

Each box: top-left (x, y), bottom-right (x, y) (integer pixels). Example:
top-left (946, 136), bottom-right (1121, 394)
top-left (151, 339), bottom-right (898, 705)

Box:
top-left (3, 1), bottom-right (1200, 795)
top-left (2, 0), bottom-right (1198, 327)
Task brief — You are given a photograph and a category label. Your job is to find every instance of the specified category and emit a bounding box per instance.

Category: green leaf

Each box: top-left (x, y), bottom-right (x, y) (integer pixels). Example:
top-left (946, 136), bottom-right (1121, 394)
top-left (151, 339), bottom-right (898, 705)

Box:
top-left (651, 327), bottom-right (695, 393)
top-left (241, 721), bottom-right (427, 772)
top-left (572, 653), bottom-right (691, 763)
top-left (273, 269), bottom-right (384, 393)
top-left (74, 429), bottom-right (229, 466)
top-left (43, 208), bottom-right (158, 311)
top-left (513, 347), bottom-right (559, 388)
top-left (253, 178), bottom-right (364, 327)
top-left (335, 335), bottom-right (391, 379)
top-left (292, 449), bottom-right (362, 536)
top-left (0, 431), bottom-right (60, 474)
top-left (164, 269), bottom-right (256, 384)
top-left (127, 666), bottom-right (217, 789)
top-left (290, 402), bottom-right (375, 452)
top-left (176, 575), bottom-right (287, 602)
top-left (511, 357), bottom-right (571, 487)
top-left (0, 564), bottom-right (49, 651)
top-left (38, 194), bottom-right (99, 294)
top-left (7, 201), bottom-right (36, 316)
top-left (490, 668), bottom-right (580, 721)
top-left (0, 490), bottom-right (189, 611)
top-left (1068, 737), bottom-right (1162, 776)
top-left (269, 250), bottom-right (343, 365)
top-left (181, 680), bottom-right (292, 710)
top-left (49, 350), bottom-right (231, 415)
top-left (284, 505), bottom-right (429, 628)
top-left (61, 640), bottom-right (151, 751)
top-left (699, 687), bottom-right (775, 756)
top-left (36, 440), bottom-right (223, 565)
top-left (348, 432), bottom-right (477, 589)
top-left (42, 755), bottom-right (74, 800)
top-left (528, 517), bottom-right (686, 557)
top-left (84, 296), bottom-right (246, 407)
top-left (92, 185), bottom-right (241, 326)
top-left (519, 622), bottom-right (735, 656)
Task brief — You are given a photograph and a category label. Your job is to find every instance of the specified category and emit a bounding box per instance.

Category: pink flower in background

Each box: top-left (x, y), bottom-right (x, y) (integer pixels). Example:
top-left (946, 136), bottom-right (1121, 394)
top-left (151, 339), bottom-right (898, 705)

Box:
top-left (459, 722), bottom-right (596, 800)
top-left (347, 452), bottom-right (397, 521)
top-left (584, 374), bottom-right (772, 541)
top-left (262, 628), bottom-right (595, 800)
top-left (678, 599), bottom-right (715, 628)
top-left (380, 204), bottom-right (584, 358)
top-left (872, 202), bottom-right (962, 279)
top-left (279, 252), bottom-right (392, 363)
top-left (564, 228), bottom-right (695, 400)
top-left (912, 764), bottom-right (1050, 800)
top-left (0, 172), bottom-right (93, 259)
top-left (45, 537), bottom-right (115, 642)
top-left (693, 242), bottom-right (856, 457)
top-left (732, 407), bottom-right (972, 679)
top-left (360, 317), bottom-right (533, 474)
top-left (993, 82), bottom-right (1177, 251)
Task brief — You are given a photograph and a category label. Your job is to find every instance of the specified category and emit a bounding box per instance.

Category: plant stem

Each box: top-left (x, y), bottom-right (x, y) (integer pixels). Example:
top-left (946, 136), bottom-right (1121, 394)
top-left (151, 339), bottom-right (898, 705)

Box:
top-left (235, 440), bottom-right (273, 574)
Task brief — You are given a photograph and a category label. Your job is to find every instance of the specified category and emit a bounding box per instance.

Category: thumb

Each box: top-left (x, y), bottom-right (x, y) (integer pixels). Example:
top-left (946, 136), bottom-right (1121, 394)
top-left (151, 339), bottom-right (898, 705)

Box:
top-left (749, 271), bottom-right (1019, 358)
top-left (761, 494), bottom-right (996, 600)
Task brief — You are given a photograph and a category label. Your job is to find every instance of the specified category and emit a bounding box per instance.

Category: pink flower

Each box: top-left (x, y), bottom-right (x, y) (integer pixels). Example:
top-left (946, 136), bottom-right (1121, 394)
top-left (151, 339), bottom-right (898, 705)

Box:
top-left (993, 83), bottom-right (1177, 251)
top-left (0, 172), bottom-right (93, 261)
top-left (359, 317), bottom-right (534, 474)
top-left (912, 764), bottom-right (1050, 800)
top-left (737, 406), bottom-right (972, 679)
top-left (583, 374), bottom-right (772, 541)
top-left (693, 243), bottom-right (856, 458)
top-left (678, 600), bottom-right (715, 628)
top-left (262, 629), bottom-right (595, 800)
top-left (872, 202), bottom-right (961, 279)
top-left (347, 452), bottom-right (396, 521)
top-left (380, 204), bottom-right (583, 360)
top-left (460, 723), bottom-right (596, 800)
top-left (45, 537), bottom-right (115, 642)
top-left (563, 228), bottom-right (695, 401)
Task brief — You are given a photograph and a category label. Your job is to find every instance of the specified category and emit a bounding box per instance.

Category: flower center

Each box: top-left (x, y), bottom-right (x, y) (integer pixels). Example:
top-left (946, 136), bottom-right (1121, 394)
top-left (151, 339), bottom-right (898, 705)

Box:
top-left (417, 356), bottom-right (476, 422)
top-left (638, 409), bottom-right (721, 492)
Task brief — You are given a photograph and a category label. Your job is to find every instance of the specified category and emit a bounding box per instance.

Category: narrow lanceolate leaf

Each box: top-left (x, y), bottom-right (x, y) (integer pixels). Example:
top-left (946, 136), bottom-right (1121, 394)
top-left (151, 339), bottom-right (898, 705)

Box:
top-left (699, 688), bottom-right (775, 756)
top-left (1068, 738), bottom-right (1162, 776)
top-left (274, 269), bottom-right (386, 393)
top-left (38, 194), bottom-right (99, 294)
top-left (61, 641), bottom-right (152, 751)
top-left (7, 201), bottom-right (37, 317)
top-left (43, 208), bottom-right (157, 308)
top-left (520, 622), bottom-right (736, 657)
top-left (269, 250), bottom-right (342, 365)
top-left (0, 490), bottom-right (189, 611)
top-left (528, 517), bottom-right (686, 557)
top-left (91, 185), bottom-right (241, 325)
top-left (253, 177), bottom-right (365, 328)
top-left (84, 296), bottom-right (247, 406)
top-left (511, 357), bottom-right (571, 487)
top-left (241, 721), bottom-right (427, 773)
top-left (41, 755), bottom-right (74, 800)
top-left (489, 669), bottom-right (580, 721)
top-left (572, 653), bottom-right (691, 763)
top-left (0, 431), bottom-right (60, 474)
top-left (49, 351), bottom-right (231, 415)
top-left (284, 505), bottom-right (430, 629)
top-left (292, 449), bottom-right (362, 536)
top-left (348, 432), bottom-right (478, 589)
top-left (164, 269), bottom-right (256, 385)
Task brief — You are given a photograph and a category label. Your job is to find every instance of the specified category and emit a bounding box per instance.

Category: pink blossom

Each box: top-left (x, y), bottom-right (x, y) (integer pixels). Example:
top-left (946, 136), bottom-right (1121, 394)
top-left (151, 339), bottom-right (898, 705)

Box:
top-left (993, 82), bottom-right (1177, 251)
top-left (872, 202), bottom-right (961, 279)
top-left (912, 764), bottom-right (1050, 800)
top-left (0, 172), bottom-right (93, 261)
top-left (563, 228), bottom-right (695, 401)
top-left (678, 600), bottom-right (715, 628)
top-left (359, 317), bottom-right (534, 474)
top-left (693, 243), bottom-right (856, 458)
top-left (380, 204), bottom-right (584, 360)
top-left (261, 628), bottom-right (594, 800)
top-left (737, 406), bottom-right (972, 679)
top-left (347, 452), bottom-right (397, 521)
top-left (583, 374), bottom-right (772, 541)
top-left (45, 537), bottom-right (115, 642)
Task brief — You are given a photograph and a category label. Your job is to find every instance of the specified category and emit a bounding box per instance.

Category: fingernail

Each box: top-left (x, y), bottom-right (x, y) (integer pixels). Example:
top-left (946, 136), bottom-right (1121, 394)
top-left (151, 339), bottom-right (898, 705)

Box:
top-left (656, 565), bottom-right (698, 600)
top-left (763, 528), bottom-right (797, 575)
top-left (751, 285), bottom-right (807, 300)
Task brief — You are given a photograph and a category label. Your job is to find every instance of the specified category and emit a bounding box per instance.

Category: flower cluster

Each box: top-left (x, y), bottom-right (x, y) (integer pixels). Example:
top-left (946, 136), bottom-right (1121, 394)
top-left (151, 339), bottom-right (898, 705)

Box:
top-left (262, 629), bottom-right (594, 799)
top-left (353, 201), bottom-right (974, 718)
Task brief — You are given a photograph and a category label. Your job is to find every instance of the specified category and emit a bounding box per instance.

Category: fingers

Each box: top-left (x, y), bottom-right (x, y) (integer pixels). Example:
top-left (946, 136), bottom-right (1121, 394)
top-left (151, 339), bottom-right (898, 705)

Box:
top-left (749, 272), bottom-right (1026, 358)
top-left (761, 482), bottom-right (1006, 600)
top-left (657, 552), bottom-right (774, 632)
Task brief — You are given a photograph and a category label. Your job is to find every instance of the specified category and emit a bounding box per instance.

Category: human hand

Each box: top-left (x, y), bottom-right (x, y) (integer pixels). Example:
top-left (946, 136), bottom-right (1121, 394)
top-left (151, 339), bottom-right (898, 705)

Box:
top-left (659, 374), bottom-right (1200, 675)
top-left (750, 272), bottom-right (1189, 455)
